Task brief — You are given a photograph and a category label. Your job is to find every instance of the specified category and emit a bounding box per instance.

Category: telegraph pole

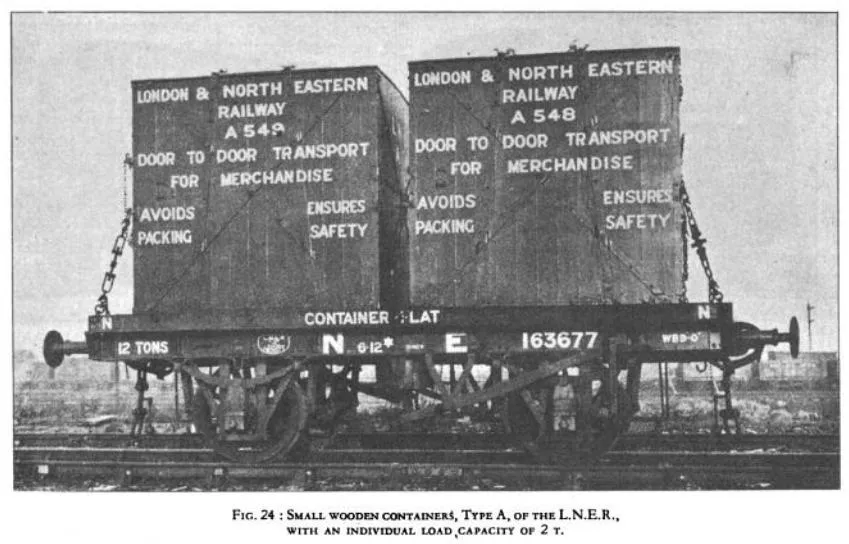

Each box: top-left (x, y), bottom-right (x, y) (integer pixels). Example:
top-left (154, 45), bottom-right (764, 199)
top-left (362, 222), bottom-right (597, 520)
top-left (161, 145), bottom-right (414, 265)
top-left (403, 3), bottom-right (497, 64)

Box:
top-left (806, 302), bottom-right (814, 352)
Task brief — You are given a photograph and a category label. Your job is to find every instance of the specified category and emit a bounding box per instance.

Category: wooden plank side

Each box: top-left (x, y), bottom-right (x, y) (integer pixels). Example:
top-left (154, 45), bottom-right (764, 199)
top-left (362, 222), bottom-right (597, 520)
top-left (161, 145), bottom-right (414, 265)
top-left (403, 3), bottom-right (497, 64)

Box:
top-left (376, 72), bottom-right (411, 311)
top-left (133, 68), bottom-right (387, 314)
top-left (132, 79), bottom-right (211, 313)
top-left (577, 48), bottom-right (683, 302)
top-left (409, 48), bottom-right (683, 306)
top-left (408, 58), bottom-right (499, 306)
top-left (205, 69), bottom-right (381, 310)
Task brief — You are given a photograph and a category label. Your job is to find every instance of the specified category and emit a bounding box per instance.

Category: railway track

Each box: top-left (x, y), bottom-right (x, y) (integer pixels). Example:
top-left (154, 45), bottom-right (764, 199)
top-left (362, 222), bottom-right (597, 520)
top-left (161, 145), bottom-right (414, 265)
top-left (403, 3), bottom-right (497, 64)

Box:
top-left (13, 431), bottom-right (840, 452)
top-left (14, 432), bottom-right (839, 490)
top-left (14, 450), bottom-right (838, 491)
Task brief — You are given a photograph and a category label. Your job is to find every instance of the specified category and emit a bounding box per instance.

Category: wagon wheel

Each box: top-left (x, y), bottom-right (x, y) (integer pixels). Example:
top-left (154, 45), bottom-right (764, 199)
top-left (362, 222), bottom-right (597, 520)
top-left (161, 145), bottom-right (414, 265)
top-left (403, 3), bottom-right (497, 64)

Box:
top-left (502, 363), bottom-right (633, 465)
top-left (190, 362), bottom-right (308, 464)
top-left (309, 363), bottom-right (361, 432)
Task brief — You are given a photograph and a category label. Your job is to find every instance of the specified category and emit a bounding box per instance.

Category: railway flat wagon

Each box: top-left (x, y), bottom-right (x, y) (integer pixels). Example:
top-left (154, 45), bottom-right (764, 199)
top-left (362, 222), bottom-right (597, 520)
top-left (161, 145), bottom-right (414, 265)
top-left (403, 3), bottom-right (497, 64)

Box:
top-left (43, 51), bottom-right (798, 466)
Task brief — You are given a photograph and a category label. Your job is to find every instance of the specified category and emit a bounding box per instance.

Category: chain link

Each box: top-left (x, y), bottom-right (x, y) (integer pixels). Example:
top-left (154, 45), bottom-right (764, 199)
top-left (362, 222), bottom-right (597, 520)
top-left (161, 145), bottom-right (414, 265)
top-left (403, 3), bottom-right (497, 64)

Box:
top-left (680, 206), bottom-right (689, 303)
top-left (94, 158), bottom-right (134, 317)
top-left (679, 178), bottom-right (723, 303)
top-left (122, 153), bottom-right (133, 209)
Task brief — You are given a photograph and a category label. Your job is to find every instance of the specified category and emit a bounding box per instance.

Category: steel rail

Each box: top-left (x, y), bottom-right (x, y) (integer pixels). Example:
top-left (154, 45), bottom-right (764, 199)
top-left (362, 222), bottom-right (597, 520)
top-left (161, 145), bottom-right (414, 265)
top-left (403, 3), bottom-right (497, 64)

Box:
top-left (14, 449), bottom-right (839, 490)
top-left (15, 446), bottom-right (837, 468)
top-left (14, 446), bottom-right (529, 465)
top-left (13, 431), bottom-right (840, 452)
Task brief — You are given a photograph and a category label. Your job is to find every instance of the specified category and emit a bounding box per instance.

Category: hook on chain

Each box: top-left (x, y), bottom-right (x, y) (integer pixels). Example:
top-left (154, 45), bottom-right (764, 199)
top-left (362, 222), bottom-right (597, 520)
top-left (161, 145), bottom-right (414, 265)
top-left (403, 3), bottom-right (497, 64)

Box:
top-left (680, 179), bottom-right (723, 304)
top-left (94, 156), bottom-right (134, 317)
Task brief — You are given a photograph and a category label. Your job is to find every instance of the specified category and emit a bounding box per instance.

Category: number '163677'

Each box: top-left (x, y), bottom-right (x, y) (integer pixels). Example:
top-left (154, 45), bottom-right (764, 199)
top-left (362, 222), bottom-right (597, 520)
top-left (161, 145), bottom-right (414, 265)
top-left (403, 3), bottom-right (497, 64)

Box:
top-left (521, 331), bottom-right (599, 350)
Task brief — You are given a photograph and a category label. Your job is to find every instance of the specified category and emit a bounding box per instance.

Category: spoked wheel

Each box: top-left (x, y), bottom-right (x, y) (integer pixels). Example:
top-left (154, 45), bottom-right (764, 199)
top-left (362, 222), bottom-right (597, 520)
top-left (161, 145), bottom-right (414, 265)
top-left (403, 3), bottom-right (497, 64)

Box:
top-left (503, 363), bottom-right (635, 465)
top-left (189, 361), bottom-right (308, 464)
top-left (309, 364), bottom-right (361, 432)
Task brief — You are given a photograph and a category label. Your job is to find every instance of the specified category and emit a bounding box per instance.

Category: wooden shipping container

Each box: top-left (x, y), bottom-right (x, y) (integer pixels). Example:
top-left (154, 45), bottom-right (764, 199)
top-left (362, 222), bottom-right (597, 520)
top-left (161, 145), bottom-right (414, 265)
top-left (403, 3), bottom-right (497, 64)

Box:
top-left (131, 67), bottom-right (409, 314)
top-left (409, 48), bottom-right (684, 306)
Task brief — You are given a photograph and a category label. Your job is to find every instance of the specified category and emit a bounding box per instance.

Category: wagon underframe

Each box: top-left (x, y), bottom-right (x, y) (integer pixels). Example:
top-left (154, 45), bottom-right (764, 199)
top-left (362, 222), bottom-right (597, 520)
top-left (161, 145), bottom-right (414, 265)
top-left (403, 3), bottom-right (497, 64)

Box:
top-left (43, 302), bottom-right (798, 464)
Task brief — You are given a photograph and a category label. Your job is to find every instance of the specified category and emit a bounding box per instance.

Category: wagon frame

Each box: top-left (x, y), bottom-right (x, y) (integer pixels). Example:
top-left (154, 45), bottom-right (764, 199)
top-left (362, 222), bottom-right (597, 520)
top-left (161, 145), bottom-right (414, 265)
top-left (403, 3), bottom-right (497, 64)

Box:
top-left (44, 302), bottom-right (798, 464)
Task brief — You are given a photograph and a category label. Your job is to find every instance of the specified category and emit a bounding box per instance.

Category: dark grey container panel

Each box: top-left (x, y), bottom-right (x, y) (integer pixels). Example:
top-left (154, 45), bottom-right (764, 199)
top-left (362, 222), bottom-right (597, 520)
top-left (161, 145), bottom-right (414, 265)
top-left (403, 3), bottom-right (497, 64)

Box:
top-left (132, 67), bottom-right (409, 315)
top-left (409, 48), bottom-right (684, 306)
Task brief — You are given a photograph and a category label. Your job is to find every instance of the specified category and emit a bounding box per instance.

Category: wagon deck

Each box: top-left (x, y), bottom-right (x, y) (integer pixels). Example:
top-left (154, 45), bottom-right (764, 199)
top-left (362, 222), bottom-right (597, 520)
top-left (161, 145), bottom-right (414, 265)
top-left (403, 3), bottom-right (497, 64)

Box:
top-left (77, 303), bottom-right (732, 362)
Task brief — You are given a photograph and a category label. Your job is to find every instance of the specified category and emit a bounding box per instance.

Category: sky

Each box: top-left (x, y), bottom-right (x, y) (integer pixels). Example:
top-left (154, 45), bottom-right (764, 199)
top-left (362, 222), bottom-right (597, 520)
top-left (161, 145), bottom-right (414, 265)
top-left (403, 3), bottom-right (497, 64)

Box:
top-left (11, 12), bottom-right (838, 352)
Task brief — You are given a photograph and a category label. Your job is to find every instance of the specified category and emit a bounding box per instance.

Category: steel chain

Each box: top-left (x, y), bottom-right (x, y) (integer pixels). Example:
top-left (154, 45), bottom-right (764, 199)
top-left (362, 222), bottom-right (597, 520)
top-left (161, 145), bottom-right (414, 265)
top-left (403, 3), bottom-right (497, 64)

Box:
top-left (679, 179), bottom-right (723, 303)
top-left (94, 158), bottom-right (134, 317)
top-left (680, 206), bottom-right (689, 303)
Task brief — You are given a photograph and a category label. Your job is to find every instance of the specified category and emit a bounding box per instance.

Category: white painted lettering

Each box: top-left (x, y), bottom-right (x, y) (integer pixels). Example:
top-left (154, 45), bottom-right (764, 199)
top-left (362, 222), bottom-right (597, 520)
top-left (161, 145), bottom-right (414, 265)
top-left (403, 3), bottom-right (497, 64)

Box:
top-left (412, 70), bottom-right (472, 87)
top-left (136, 87), bottom-right (190, 104)
top-left (217, 101), bottom-right (287, 119)
top-left (415, 194), bottom-right (476, 210)
top-left (449, 161), bottom-right (482, 176)
top-left (220, 168), bottom-right (333, 186)
top-left (136, 229), bottom-right (193, 246)
top-left (273, 142), bottom-right (370, 160)
top-left (309, 223), bottom-right (368, 239)
top-left (307, 200), bottom-right (367, 215)
top-left (501, 85), bottom-right (578, 103)
top-left (602, 189), bottom-right (673, 205)
top-left (293, 76), bottom-right (368, 94)
top-left (565, 128), bottom-right (672, 146)
top-left (507, 64), bottom-right (574, 81)
top-left (169, 174), bottom-right (200, 189)
top-left (414, 138), bottom-right (457, 154)
top-left (221, 81), bottom-right (284, 98)
top-left (414, 219), bottom-right (475, 235)
top-left (136, 152), bottom-right (176, 167)
top-left (604, 213), bottom-right (672, 230)
top-left (216, 147), bottom-right (257, 164)
top-left (322, 334), bottom-right (345, 354)
top-left (588, 59), bottom-right (675, 77)
top-left (502, 133), bottom-right (549, 149)
top-left (138, 206), bottom-right (195, 222)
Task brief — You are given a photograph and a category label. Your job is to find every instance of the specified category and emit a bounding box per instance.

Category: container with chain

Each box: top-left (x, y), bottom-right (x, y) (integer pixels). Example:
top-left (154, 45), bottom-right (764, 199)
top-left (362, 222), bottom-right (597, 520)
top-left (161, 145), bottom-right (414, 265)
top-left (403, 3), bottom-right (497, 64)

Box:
top-left (40, 53), bottom-right (802, 466)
